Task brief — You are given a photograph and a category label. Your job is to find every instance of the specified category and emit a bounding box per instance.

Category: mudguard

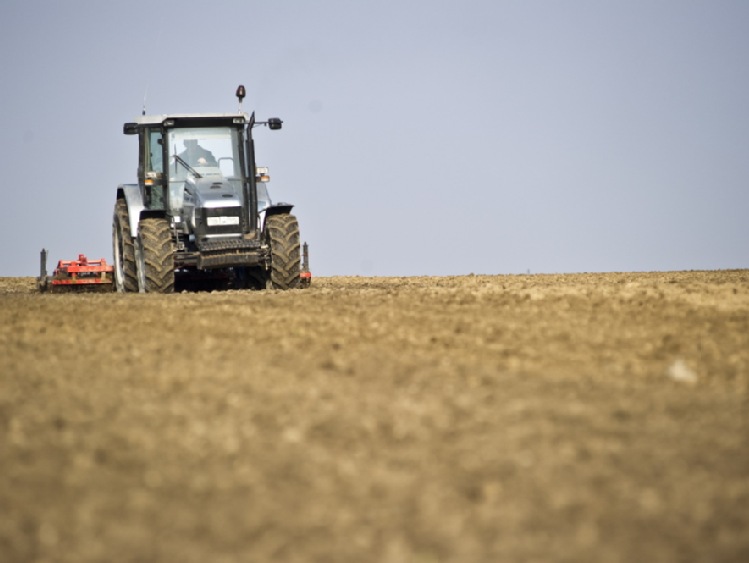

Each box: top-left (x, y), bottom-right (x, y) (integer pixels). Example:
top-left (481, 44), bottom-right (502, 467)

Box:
top-left (117, 184), bottom-right (145, 237)
top-left (266, 202), bottom-right (294, 215)
top-left (260, 202), bottom-right (294, 232)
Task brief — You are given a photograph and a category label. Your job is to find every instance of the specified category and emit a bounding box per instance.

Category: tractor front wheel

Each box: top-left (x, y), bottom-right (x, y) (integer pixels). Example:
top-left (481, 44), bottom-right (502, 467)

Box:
top-left (113, 199), bottom-right (138, 293)
top-left (265, 214), bottom-right (301, 290)
top-left (136, 217), bottom-right (175, 293)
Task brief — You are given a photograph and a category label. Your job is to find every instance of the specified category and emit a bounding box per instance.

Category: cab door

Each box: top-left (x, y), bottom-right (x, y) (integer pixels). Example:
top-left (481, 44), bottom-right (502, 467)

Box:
top-left (140, 127), bottom-right (166, 210)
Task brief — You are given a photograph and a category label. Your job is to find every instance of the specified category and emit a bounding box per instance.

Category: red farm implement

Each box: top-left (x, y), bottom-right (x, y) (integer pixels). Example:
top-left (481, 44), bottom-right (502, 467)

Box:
top-left (37, 249), bottom-right (114, 293)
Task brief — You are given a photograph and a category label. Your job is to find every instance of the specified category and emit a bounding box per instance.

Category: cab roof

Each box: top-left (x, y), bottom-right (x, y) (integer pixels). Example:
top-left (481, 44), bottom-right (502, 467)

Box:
top-left (124, 113), bottom-right (251, 134)
top-left (132, 112), bottom-right (250, 125)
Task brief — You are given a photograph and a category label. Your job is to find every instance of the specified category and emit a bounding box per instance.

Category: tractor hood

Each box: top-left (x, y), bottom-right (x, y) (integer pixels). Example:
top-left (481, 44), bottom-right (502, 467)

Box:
top-left (183, 177), bottom-right (243, 209)
top-left (182, 177), bottom-right (244, 236)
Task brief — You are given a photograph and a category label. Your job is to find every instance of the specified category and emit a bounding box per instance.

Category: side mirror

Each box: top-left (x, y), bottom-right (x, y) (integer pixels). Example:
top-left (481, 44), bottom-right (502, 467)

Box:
top-left (268, 117), bottom-right (283, 131)
top-left (123, 123), bottom-right (138, 135)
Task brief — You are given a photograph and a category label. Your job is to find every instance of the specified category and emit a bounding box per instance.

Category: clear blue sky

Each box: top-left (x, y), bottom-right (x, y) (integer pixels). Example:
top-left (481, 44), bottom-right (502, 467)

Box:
top-left (1, 0), bottom-right (747, 276)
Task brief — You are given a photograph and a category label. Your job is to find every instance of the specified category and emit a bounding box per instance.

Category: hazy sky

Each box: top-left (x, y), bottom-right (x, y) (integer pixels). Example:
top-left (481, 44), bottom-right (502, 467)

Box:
top-left (1, 0), bottom-right (747, 277)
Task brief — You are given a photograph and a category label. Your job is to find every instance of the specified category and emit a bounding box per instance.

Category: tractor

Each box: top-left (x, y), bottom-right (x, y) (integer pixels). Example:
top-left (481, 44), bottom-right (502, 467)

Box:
top-left (113, 86), bottom-right (310, 293)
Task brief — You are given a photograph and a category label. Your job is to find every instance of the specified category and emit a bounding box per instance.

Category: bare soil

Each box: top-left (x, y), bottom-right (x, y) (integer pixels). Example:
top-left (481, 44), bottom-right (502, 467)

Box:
top-left (1, 271), bottom-right (748, 562)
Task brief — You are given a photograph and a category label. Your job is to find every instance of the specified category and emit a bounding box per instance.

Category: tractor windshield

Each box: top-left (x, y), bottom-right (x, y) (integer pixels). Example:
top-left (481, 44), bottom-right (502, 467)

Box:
top-left (168, 127), bottom-right (242, 180)
top-left (167, 126), bottom-right (245, 213)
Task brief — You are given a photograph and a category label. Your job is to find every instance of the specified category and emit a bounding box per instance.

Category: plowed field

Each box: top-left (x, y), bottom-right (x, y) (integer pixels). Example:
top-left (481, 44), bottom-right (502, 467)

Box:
top-left (1, 271), bottom-right (748, 562)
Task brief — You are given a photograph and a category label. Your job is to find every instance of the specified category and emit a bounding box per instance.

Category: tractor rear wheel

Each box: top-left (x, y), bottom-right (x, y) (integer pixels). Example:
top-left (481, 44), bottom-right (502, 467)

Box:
top-left (136, 217), bottom-right (175, 293)
top-left (265, 214), bottom-right (301, 290)
top-left (113, 199), bottom-right (138, 292)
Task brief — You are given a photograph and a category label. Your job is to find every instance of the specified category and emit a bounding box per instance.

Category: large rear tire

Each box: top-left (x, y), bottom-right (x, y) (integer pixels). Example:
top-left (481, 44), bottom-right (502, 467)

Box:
top-left (136, 217), bottom-right (175, 293)
top-left (265, 214), bottom-right (301, 290)
top-left (113, 199), bottom-right (138, 293)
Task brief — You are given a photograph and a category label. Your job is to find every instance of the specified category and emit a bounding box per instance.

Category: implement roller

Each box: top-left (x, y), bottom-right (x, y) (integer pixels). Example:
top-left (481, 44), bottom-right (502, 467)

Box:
top-left (37, 249), bottom-right (114, 293)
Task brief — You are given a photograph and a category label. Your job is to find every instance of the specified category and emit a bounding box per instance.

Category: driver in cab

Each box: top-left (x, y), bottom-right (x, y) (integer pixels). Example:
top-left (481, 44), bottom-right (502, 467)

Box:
top-left (180, 139), bottom-right (217, 167)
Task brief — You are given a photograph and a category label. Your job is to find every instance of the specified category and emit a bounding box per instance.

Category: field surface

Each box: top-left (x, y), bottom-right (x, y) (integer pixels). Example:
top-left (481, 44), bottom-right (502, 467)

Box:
top-left (1, 271), bottom-right (748, 562)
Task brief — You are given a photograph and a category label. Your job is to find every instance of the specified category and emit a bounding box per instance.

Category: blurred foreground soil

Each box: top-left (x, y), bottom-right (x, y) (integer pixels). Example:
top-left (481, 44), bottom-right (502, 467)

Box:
top-left (1, 271), bottom-right (748, 562)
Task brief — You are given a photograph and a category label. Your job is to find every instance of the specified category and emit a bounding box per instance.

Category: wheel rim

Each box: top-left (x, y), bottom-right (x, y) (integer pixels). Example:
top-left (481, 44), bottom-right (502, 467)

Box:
top-left (112, 215), bottom-right (125, 292)
top-left (135, 234), bottom-right (147, 293)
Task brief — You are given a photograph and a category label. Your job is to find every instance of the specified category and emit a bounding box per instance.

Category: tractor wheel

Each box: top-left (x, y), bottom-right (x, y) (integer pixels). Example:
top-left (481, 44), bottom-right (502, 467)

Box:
top-left (265, 214), bottom-right (301, 290)
top-left (113, 199), bottom-right (138, 293)
top-left (136, 217), bottom-right (175, 293)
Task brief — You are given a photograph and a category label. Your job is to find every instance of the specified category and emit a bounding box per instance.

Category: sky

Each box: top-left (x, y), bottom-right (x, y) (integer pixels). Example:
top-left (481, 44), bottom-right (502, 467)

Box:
top-left (1, 0), bottom-right (747, 277)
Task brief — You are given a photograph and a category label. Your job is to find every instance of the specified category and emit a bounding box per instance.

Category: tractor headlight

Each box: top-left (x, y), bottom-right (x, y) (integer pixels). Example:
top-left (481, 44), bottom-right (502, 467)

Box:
top-left (255, 166), bottom-right (270, 183)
